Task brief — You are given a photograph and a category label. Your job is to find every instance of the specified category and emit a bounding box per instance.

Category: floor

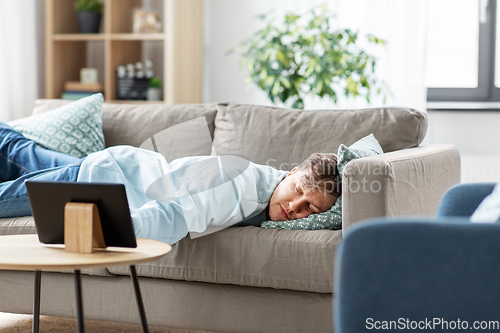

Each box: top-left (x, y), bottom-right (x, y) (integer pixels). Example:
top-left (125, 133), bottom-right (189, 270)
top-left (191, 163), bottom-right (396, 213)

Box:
top-left (0, 312), bottom-right (215, 333)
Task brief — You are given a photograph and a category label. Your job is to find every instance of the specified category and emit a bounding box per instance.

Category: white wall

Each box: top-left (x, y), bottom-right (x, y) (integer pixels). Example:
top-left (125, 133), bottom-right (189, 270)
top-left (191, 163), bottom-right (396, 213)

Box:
top-left (425, 111), bottom-right (500, 156)
top-left (424, 111), bottom-right (500, 182)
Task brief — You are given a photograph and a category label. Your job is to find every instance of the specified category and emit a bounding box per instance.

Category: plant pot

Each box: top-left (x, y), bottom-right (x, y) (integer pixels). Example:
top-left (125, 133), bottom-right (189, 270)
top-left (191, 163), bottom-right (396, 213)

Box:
top-left (147, 87), bottom-right (162, 101)
top-left (76, 12), bottom-right (102, 34)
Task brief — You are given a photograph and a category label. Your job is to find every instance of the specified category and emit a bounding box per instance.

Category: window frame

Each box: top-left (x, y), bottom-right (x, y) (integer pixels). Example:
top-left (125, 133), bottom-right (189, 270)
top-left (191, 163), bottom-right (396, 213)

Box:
top-left (427, 0), bottom-right (498, 102)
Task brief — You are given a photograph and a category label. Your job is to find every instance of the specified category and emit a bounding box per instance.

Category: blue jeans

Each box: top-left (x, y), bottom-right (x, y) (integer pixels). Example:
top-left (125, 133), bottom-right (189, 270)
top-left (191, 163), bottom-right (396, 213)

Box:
top-left (0, 122), bottom-right (82, 218)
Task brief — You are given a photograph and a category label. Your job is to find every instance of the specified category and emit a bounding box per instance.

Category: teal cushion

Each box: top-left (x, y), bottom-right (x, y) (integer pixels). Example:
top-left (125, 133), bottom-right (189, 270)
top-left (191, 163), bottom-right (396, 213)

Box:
top-left (337, 133), bottom-right (384, 175)
top-left (8, 94), bottom-right (105, 158)
top-left (261, 134), bottom-right (383, 230)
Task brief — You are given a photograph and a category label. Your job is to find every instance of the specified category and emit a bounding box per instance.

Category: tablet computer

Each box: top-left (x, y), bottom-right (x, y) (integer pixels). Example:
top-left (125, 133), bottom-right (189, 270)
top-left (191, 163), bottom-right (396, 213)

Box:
top-left (25, 180), bottom-right (137, 248)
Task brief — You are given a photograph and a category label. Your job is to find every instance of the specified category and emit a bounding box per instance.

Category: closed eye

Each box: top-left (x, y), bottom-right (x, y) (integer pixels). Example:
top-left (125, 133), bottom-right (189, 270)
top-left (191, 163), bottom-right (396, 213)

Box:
top-left (297, 185), bottom-right (314, 213)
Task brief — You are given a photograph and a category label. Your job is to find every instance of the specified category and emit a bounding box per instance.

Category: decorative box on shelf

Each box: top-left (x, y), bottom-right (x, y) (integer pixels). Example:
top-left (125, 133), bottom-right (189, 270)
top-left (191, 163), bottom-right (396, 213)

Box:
top-left (116, 77), bottom-right (149, 100)
top-left (62, 81), bottom-right (104, 101)
top-left (116, 61), bottom-right (156, 100)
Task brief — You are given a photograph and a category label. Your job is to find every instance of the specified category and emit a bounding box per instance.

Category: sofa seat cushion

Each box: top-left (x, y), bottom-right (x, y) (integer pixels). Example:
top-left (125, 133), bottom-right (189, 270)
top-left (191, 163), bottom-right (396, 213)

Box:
top-left (0, 217), bottom-right (113, 277)
top-left (212, 103), bottom-right (428, 169)
top-left (107, 226), bottom-right (342, 293)
top-left (0, 216), bottom-right (37, 235)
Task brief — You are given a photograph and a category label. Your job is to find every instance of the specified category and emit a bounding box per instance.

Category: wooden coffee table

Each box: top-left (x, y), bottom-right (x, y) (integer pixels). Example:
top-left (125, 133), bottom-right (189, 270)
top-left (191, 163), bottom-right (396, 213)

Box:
top-left (0, 234), bottom-right (171, 333)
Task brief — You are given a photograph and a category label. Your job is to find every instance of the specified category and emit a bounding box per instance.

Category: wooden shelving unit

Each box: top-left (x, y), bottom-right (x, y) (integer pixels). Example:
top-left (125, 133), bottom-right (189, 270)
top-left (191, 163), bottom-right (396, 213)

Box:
top-left (45, 0), bottom-right (203, 104)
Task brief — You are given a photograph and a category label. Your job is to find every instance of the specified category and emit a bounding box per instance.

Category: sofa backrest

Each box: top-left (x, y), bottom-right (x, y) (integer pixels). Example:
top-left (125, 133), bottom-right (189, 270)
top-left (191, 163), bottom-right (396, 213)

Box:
top-left (32, 100), bottom-right (218, 161)
top-left (212, 103), bottom-right (428, 170)
top-left (32, 100), bottom-right (427, 169)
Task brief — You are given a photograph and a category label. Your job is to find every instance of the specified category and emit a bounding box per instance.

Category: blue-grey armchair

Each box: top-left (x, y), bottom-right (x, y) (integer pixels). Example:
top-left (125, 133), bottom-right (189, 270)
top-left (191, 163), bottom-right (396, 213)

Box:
top-left (334, 183), bottom-right (500, 332)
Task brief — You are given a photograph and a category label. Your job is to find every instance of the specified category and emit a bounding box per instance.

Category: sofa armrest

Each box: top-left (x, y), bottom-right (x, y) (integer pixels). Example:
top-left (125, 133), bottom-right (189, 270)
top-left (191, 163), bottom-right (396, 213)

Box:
top-left (341, 144), bottom-right (460, 232)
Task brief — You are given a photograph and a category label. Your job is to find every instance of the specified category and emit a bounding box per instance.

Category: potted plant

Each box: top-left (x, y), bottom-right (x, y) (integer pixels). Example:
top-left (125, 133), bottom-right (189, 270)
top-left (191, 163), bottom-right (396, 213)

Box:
top-left (74, 0), bottom-right (104, 34)
top-left (147, 77), bottom-right (162, 101)
top-left (229, 5), bottom-right (389, 109)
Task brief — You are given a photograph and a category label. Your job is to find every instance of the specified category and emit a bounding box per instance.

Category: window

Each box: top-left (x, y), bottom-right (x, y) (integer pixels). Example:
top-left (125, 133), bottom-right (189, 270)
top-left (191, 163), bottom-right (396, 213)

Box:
top-left (426, 0), bottom-right (500, 102)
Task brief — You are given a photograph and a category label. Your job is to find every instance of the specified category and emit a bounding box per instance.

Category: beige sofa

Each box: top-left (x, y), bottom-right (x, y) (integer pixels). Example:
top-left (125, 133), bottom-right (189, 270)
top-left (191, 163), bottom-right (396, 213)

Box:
top-left (0, 101), bottom-right (460, 333)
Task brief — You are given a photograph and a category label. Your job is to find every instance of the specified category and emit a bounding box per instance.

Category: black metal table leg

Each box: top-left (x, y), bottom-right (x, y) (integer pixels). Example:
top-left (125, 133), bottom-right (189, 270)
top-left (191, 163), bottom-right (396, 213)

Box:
top-left (74, 270), bottom-right (85, 333)
top-left (130, 265), bottom-right (150, 333)
top-left (33, 270), bottom-right (41, 333)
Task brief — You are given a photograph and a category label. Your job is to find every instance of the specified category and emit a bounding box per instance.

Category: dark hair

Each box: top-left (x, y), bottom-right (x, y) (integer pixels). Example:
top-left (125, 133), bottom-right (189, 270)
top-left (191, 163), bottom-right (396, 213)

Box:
top-left (297, 153), bottom-right (341, 198)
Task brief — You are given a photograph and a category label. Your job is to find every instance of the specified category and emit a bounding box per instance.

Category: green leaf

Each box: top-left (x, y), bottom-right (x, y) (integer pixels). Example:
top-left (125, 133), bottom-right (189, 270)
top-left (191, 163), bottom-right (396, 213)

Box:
top-left (259, 68), bottom-right (268, 80)
top-left (316, 80), bottom-right (323, 93)
top-left (280, 77), bottom-right (292, 89)
top-left (277, 50), bottom-right (285, 62)
top-left (305, 65), bottom-right (315, 77)
top-left (285, 14), bottom-right (300, 23)
top-left (247, 59), bottom-right (255, 72)
top-left (360, 76), bottom-right (370, 89)
top-left (271, 80), bottom-right (281, 96)
top-left (74, 0), bottom-right (103, 12)
top-left (346, 76), bottom-right (357, 93)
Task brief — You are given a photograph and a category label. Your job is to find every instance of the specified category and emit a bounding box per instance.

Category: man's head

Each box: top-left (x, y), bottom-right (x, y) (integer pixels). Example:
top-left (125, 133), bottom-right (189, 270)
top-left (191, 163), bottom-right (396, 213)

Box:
top-left (268, 153), bottom-right (341, 221)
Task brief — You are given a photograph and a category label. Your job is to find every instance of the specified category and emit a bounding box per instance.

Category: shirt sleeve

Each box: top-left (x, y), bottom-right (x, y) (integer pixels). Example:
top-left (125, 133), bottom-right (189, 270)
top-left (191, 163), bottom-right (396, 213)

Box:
top-left (130, 200), bottom-right (189, 245)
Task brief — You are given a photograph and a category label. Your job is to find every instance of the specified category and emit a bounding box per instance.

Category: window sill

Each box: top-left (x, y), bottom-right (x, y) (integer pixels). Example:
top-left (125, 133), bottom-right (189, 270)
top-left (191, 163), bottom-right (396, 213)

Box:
top-left (427, 102), bottom-right (500, 111)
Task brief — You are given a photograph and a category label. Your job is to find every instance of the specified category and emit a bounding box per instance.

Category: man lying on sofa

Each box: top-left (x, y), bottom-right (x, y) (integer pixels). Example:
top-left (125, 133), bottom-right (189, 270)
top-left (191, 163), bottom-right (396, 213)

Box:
top-left (0, 122), bottom-right (341, 245)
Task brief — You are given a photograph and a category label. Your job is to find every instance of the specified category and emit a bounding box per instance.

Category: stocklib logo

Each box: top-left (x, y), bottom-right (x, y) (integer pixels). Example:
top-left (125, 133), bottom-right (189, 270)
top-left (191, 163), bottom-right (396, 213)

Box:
top-left (138, 116), bottom-right (251, 238)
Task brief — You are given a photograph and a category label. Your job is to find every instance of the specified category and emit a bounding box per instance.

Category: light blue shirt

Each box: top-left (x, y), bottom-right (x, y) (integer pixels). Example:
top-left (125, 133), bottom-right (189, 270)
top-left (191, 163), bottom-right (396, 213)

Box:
top-left (77, 146), bottom-right (285, 244)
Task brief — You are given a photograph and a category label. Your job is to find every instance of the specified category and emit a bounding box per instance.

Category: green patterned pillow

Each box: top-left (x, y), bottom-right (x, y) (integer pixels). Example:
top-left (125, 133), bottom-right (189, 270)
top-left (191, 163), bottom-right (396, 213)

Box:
top-left (337, 133), bottom-right (384, 176)
top-left (261, 133), bottom-right (383, 230)
top-left (8, 93), bottom-right (105, 158)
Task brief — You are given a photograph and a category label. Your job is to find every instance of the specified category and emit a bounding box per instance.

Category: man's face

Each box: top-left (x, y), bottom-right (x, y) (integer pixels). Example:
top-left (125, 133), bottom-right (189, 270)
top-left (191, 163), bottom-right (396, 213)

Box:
top-left (268, 168), bottom-right (338, 221)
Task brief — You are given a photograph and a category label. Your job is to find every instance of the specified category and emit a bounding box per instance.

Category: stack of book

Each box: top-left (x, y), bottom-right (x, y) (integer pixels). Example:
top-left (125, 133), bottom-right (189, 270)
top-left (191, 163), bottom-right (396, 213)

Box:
top-left (61, 82), bottom-right (104, 100)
